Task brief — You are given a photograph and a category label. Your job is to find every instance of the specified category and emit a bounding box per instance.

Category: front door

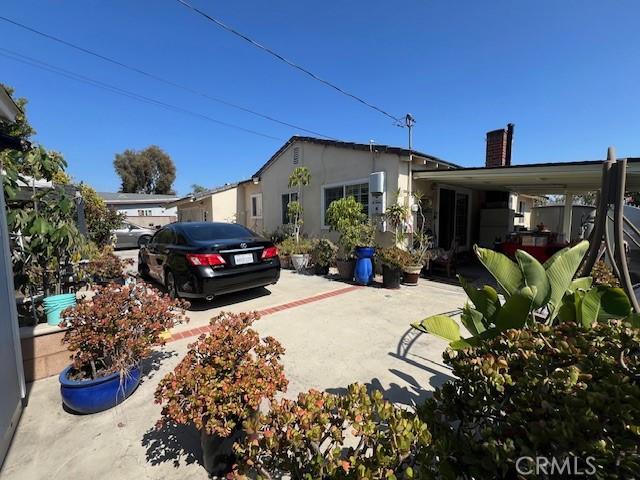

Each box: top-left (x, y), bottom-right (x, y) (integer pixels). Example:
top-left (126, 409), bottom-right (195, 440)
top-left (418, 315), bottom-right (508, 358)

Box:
top-left (438, 187), bottom-right (470, 250)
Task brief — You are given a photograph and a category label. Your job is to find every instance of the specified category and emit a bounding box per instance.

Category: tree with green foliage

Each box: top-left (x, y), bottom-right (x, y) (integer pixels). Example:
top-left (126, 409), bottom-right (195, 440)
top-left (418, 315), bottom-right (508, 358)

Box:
top-left (325, 196), bottom-right (375, 259)
top-left (0, 85), bottom-right (85, 296)
top-left (79, 183), bottom-right (123, 248)
top-left (113, 145), bottom-right (176, 194)
top-left (191, 184), bottom-right (207, 194)
top-left (287, 166), bottom-right (310, 244)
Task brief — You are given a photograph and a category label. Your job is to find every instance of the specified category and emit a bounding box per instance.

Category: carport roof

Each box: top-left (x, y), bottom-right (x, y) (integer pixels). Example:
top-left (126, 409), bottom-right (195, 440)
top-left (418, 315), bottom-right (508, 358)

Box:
top-left (412, 158), bottom-right (640, 194)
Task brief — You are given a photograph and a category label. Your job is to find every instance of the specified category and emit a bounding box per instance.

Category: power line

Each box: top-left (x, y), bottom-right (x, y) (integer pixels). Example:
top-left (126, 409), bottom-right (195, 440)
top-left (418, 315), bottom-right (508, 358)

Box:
top-left (174, 0), bottom-right (403, 124)
top-left (0, 15), bottom-right (335, 139)
top-left (0, 47), bottom-right (284, 141)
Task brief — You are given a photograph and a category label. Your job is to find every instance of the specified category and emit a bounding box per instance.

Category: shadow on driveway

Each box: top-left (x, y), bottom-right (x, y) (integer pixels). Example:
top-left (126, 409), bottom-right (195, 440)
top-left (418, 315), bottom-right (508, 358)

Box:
top-left (142, 421), bottom-right (203, 469)
top-left (186, 286), bottom-right (273, 312)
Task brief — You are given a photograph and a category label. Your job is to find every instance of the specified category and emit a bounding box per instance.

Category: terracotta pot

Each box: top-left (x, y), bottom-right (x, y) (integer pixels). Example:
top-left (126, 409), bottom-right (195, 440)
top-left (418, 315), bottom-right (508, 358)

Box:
top-left (382, 264), bottom-right (402, 289)
top-left (336, 258), bottom-right (355, 281)
top-left (402, 264), bottom-right (423, 286)
top-left (280, 254), bottom-right (292, 269)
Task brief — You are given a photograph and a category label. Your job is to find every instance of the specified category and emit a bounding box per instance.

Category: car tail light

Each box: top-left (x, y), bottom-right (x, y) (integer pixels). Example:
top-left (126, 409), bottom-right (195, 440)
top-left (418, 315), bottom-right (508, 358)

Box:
top-left (261, 246), bottom-right (278, 260)
top-left (186, 253), bottom-right (226, 266)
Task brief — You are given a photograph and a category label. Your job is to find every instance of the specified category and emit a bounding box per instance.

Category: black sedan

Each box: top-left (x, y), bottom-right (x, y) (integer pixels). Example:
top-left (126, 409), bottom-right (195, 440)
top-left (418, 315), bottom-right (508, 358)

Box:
top-left (138, 222), bottom-right (280, 300)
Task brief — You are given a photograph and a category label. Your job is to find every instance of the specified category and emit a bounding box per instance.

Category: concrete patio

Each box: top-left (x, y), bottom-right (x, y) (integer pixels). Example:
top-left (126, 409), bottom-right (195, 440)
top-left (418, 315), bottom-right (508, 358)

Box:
top-left (1, 268), bottom-right (466, 480)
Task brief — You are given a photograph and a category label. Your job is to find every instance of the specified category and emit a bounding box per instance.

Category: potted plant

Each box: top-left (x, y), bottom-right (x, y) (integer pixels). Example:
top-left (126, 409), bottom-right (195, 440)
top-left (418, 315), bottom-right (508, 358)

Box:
top-left (383, 198), bottom-right (410, 245)
top-left (325, 196), bottom-right (369, 281)
top-left (402, 252), bottom-right (424, 286)
top-left (402, 192), bottom-right (431, 286)
top-left (403, 227), bottom-right (432, 286)
top-left (58, 283), bottom-right (187, 414)
top-left (285, 167), bottom-right (311, 272)
top-left (290, 238), bottom-right (312, 273)
top-left (353, 221), bottom-right (377, 285)
top-left (276, 236), bottom-right (295, 269)
top-left (85, 245), bottom-right (133, 285)
top-left (154, 311), bottom-right (288, 476)
top-left (310, 238), bottom-right (337, 275)
top-left (377, 246), bottom-right (410, 289)
top-left (232, 384), bottom-right (432, 478)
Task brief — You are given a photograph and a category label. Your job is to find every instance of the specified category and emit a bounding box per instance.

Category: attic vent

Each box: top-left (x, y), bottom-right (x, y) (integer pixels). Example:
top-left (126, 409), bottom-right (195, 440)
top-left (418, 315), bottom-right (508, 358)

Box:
top-left (293, 146), bottom-right (300, 165)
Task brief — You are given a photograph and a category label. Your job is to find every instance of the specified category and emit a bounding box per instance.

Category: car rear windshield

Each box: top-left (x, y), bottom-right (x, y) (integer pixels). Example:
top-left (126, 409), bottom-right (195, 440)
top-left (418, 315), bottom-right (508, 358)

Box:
top-left (181, 223), bottom-right (256, 241)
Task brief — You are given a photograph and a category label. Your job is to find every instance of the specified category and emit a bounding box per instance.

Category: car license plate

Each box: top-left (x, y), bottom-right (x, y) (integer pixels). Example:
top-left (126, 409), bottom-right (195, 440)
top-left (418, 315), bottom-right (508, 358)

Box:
top-left (234, 253), bottom-right (254, 265)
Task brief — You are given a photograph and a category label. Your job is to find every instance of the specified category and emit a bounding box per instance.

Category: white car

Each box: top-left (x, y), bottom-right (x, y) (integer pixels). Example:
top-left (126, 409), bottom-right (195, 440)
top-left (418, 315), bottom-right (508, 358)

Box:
top-left (112, 221), bottom-right (155, 249)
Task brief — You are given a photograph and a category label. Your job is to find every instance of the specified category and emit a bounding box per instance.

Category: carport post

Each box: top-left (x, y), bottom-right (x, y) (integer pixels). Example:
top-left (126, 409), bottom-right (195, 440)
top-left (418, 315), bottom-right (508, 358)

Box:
top-left (562, 191), bottom-right (574, 242)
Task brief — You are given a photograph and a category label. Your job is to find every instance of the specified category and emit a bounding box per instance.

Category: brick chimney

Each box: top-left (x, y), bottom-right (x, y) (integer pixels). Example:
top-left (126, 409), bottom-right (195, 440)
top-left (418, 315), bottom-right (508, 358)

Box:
top-left (485, 123), bottom-right (514, 167)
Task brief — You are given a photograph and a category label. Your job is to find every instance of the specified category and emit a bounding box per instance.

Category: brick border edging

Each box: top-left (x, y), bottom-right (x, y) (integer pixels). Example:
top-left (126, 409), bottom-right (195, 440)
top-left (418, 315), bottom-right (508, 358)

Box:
top-left (168, 285), bottom-right (361, 343)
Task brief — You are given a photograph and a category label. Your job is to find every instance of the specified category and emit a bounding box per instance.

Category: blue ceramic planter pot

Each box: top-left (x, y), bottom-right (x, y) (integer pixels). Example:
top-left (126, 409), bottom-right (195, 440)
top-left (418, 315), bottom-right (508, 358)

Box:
top-left (354, 247), bottom-right (375, 286)
top-left (59, 365), bottom-right (141, 414)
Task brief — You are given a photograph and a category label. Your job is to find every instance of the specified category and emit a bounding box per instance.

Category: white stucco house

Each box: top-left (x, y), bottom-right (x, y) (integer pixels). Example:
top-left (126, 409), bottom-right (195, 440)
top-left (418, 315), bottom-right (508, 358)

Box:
top-left (98, 192), bottom-right (178, 229)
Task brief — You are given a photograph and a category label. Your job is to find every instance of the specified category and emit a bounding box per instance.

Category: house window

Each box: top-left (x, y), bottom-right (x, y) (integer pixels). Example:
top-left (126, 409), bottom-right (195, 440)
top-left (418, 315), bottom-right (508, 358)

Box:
top-left (250, 193), bottom-right (263, 219)
top-left (322, 181), bottom-right (369, 227)
top-left (281, 192), bottom-right (298, 224)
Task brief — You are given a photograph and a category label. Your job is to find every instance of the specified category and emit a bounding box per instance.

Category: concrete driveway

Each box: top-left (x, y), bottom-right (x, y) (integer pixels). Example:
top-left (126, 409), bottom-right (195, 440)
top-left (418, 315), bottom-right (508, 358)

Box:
top-left (1, 263), bottom-right (466, 480)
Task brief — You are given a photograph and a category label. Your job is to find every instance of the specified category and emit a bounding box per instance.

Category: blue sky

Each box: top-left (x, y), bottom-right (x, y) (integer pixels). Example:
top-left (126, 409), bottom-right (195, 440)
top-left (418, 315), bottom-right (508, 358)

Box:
top-left (1, 1), bottom-right (639, 195)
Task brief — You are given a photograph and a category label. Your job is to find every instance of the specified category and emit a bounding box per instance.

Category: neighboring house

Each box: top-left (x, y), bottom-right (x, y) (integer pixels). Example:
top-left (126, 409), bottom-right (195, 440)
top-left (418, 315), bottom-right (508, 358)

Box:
top-left (98, 192), bottom-right (178, 229)
top-left (176, 180), bottom-right (264, 231)
top-left (171, 132), bottom-right (640, 248)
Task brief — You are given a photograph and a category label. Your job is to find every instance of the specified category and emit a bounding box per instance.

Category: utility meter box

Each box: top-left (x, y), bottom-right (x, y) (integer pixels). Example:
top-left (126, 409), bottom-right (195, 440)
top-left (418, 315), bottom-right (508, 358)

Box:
top-left (369, 171), bottom-right (386, 216)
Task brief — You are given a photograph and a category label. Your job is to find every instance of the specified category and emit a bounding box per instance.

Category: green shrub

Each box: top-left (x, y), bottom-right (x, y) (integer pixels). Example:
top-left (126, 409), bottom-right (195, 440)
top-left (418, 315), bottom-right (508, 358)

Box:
top-left (263, 225), bottom-right (293, 244)
top-left (325, 196), bottom-right (372, 259)
top-left (377, 246), bottom-right (412, 270)
top-left (311, 238), bottom-right (337, 268)
top-left (276, 237), bottom-right (297, 256)
top-left (419, 321), bottom-right (640, 479)
top-left (232, 384), bottom-right (431, 479)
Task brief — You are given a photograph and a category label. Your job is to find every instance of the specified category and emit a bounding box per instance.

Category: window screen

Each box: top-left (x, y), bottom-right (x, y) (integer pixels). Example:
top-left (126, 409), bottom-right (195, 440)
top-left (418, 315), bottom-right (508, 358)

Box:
top-left (323, 182), bottom-right (369, 224)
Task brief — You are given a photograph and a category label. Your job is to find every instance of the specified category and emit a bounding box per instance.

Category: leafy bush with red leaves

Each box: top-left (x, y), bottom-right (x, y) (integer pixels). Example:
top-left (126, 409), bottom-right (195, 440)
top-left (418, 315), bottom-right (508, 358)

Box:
top-left (84, 246), bottom-right (133, 282)
top-left (154, 311), bottom-right (288, 437)
top-left (60, 283), bottom-right (188, 380)
top-left (232, 384), bottom-right (432, 479)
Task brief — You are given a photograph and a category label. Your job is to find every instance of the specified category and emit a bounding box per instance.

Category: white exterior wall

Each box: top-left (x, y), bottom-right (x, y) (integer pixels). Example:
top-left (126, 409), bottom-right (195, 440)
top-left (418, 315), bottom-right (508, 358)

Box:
top-left (113, 204), bottom-right (177, 217)
top-left (510, 194), bottom-right (536, 229)
top-left (258, 141), bottom-right (404, 238)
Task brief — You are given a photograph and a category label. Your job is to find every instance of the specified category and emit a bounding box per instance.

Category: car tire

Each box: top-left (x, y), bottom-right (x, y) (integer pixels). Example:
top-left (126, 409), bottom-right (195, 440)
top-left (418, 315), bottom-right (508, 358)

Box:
top-left (138, 255), bottom-right (150, 279)
top-left (165, 270), bottom-right (178, 299)
top-left (138, 235), bottom-right (151, 248)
